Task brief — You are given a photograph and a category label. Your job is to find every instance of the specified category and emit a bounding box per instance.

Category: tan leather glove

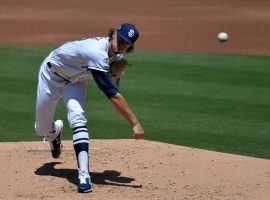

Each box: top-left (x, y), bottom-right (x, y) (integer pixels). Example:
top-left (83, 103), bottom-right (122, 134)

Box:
top-left (109, 59), bottom-right (131, 86)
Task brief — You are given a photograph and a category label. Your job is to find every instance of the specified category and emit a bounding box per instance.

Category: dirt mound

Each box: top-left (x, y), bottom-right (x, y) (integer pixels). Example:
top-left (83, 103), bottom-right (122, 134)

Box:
top-left (0, 139), bottom-right (269, 200)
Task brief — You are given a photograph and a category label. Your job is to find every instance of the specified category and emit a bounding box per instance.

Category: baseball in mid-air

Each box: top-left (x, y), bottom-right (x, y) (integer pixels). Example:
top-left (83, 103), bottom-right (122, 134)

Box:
top-left (217, 32), bottom-right (229, 42)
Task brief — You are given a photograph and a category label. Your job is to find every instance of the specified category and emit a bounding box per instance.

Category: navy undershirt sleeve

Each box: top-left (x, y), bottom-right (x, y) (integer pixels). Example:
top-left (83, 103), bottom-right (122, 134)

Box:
top-left (89, 69), bottom-right (120, 99)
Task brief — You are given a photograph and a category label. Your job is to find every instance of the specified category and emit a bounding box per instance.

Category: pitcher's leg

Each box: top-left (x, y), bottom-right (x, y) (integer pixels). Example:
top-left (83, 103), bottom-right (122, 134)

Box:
top-left (63, 80), bottom-right (89, 168)
top-left (35, 65), bottom-right (58, 136)
top-left (63, 80), bottom-right (92, 192)
top-left (35, 60), bottom-right (65, 158)
top-left (63, 80), bottom-right (89, 128)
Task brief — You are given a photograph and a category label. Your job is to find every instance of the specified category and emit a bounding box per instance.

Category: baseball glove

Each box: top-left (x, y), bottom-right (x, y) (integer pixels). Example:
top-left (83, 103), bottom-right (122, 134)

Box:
top-left (109, 59), bottom-right (131, 86)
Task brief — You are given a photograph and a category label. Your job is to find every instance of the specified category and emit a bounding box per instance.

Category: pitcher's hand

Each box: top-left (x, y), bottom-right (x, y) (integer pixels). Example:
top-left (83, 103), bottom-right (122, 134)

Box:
top-left (133, 123), bottom-right (144, 139)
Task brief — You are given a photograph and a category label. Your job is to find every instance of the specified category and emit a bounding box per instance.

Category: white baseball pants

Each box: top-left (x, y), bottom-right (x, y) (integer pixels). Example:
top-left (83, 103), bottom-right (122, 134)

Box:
top-left (35, 57), bottom-right (89, 136)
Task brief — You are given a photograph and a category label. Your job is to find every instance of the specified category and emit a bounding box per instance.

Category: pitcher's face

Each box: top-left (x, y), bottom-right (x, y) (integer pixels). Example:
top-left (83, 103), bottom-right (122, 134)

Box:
top-left (110, 31), bottom-right (130, 55)
top-left (117, 36), bottom-right (130, 53)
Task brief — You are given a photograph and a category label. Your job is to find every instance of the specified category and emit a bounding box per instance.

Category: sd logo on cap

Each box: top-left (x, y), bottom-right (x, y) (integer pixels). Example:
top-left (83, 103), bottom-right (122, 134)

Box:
top-left (117, 23), bottom-right (139, 49)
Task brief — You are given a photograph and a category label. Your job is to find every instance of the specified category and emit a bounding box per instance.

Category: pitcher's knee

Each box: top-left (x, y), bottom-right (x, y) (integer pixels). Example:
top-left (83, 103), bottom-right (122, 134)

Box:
top-left (67, 100), bottom-right (87, 128)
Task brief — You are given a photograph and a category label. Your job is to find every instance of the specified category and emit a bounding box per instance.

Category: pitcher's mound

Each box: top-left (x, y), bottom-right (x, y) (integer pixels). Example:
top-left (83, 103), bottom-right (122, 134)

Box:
top-left (0, 139), bottom-right (269, 200)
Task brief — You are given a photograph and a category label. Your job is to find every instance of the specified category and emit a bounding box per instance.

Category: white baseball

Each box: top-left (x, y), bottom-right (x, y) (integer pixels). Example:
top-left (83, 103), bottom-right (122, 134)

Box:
top-left (217, 32), bottom-right (228, 42)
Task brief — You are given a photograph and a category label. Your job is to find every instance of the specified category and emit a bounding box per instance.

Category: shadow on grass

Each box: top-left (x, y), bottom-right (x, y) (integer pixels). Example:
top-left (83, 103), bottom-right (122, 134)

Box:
top-left (35, 162), bottom-right (142, 188)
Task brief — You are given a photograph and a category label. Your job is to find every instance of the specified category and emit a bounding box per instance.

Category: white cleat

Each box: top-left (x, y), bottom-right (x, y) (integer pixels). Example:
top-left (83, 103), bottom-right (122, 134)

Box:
top-left (46, 120), bottom-right (64, 158)
top-left (78, 169), bottom-right (92, 193)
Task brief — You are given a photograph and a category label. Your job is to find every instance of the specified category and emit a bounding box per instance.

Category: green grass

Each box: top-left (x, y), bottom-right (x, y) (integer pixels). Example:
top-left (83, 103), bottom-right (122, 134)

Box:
top-left (0, 45), bottom-right (270, 159)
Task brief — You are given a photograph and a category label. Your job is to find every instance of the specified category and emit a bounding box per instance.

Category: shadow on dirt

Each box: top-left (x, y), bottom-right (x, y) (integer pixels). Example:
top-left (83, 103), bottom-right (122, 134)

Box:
top-left (35, 162), bottom-right (142, 188)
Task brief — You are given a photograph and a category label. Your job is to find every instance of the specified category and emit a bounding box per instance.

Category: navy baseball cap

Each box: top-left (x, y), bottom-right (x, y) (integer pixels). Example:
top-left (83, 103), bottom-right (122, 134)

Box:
top-left (116, 23), bottom-right (139, 49)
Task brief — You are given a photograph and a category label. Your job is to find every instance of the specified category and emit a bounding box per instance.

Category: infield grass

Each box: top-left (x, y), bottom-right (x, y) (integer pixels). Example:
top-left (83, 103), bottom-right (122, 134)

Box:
top-left (0, 45), bottom-right (270, 159)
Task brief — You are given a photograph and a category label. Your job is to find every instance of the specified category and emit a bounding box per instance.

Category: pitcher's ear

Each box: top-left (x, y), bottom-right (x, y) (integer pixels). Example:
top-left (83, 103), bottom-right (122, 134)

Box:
top-left (112, 30), bottom-right (117, 39)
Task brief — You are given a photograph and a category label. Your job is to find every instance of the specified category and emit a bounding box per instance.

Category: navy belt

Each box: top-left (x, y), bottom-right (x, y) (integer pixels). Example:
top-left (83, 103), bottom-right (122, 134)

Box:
top-left (47, 62), bottom-right (70, 82)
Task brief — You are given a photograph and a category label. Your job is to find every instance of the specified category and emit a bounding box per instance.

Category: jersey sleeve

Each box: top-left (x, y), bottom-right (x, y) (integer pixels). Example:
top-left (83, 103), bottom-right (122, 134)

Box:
top-left (85, 51), bottom-right (110, 72)
top-left (89, 69), bottom-right (120, 99)
top-left (78, 37), bottom-right (110, 72)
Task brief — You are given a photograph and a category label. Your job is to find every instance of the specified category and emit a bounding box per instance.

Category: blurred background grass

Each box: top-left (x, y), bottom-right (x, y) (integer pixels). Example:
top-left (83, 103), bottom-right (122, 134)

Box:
top-left (0, 45), bottom-right (270, 159)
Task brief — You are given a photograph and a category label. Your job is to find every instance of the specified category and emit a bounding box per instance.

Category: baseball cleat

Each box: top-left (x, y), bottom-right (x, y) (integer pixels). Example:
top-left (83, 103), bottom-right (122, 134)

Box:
top-left (48, 120), bottom-right (63, 159)
top-left (78, 169), bottom-right (92, 193)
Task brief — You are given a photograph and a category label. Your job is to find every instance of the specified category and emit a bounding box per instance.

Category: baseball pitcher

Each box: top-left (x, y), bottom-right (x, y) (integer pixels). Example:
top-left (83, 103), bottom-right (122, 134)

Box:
top-left (34, 23), bottom-right (144, 193)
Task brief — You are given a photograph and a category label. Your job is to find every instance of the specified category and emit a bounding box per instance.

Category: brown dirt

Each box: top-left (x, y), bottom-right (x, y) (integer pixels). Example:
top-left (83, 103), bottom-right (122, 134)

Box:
top-left (1, 0), bottom-right (270, 55)
top-left (0, 140), bottom-right (269, 200)
top-left (1, 0), bottom-right (270, 199)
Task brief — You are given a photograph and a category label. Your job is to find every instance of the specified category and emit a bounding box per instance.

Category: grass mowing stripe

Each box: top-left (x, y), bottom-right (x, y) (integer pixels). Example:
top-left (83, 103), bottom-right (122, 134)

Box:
top-left (125, 51), bottom-right (270, 159)
top-left (0, 45), bottom-right (270, 159)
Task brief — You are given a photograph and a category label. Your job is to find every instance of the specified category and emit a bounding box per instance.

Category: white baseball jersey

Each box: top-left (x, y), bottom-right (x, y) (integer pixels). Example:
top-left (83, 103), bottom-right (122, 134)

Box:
top-left (35, 36), bottom-right (123, 135)
top-left (47, 37), bottom-right (122, 83)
